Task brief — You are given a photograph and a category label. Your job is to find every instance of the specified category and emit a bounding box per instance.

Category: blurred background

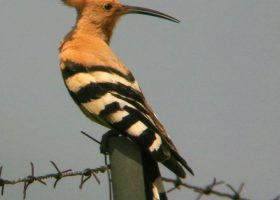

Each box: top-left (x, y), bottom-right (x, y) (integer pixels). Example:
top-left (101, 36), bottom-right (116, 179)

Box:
top-left (0, 0), bottom-right (279, 199)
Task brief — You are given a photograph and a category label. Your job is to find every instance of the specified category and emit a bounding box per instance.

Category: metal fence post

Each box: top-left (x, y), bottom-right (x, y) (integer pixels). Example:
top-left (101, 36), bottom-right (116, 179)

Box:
top-left (108, 136), bottom-right (146, 200)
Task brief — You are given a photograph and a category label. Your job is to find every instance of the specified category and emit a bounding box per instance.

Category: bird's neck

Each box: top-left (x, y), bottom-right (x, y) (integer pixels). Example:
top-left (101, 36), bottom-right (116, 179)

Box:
top-left (59, 28), bottom-right (123, 69)
top-left (72, 14), bottom-right (117, 44)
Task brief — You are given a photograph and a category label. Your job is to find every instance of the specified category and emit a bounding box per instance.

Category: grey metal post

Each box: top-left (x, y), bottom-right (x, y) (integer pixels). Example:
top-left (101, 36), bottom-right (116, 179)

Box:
top-left (108, 136), bottom-right (146, 200)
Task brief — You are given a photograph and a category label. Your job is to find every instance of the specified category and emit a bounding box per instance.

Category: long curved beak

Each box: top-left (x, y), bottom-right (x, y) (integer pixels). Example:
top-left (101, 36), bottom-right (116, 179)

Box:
top-left (121, 5), bottom-right (180, 23)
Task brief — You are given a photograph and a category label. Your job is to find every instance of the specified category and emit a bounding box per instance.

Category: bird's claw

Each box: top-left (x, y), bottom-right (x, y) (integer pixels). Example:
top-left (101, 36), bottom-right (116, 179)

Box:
top-left (100, 130), bottom-right (119, 154)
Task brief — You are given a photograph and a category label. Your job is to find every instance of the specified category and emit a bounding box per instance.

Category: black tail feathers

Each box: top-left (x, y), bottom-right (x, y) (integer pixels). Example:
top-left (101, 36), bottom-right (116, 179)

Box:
top-left (172, 149), bottom-right (194, 176)
top-left (142, 151), bottom-right (168, 200)
top-left (161, 149), bottom-right (194, 178)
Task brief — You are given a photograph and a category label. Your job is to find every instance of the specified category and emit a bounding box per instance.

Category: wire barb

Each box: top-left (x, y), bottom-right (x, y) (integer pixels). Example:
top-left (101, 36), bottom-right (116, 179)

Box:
top-left (166, 177), bottom-right (182, 193)
top-left (79, 168), bottom-right (101, 189)
top-left (23, 162), bottom-right (47, 199)
top-left (50, 161), bottom-right (72, 188)
top-left (81, 131), bottom-right (101, 144)
top-left (79, 169), bottom-right (91, 189)
top-left (195, 178), bottom-right (224, 200)
top-left (91, 171), bottom-right (101, 185)
top-left (226, 182), bottom-right (245, 200)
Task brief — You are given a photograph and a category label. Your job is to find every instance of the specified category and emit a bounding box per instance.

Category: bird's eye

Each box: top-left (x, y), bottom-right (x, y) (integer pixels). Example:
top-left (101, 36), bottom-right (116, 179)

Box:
top-left (103, 3), bottom-right (113, 11)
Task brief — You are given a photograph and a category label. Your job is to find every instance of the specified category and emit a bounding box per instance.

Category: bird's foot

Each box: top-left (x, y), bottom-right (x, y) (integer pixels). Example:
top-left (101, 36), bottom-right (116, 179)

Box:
top-left (100, 130), bottom-right (120, 154)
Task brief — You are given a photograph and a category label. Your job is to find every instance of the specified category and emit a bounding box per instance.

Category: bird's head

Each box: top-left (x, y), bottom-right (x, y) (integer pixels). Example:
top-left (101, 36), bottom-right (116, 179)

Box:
top-left (61, 0), bottom-right (179, 42)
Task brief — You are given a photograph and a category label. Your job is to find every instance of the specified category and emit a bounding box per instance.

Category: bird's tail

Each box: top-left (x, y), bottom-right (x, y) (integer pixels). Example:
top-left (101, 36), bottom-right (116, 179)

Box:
top-left (160, 148), bottom-right (194, 179)
top-left (142, 151), bottom-right (168, 200)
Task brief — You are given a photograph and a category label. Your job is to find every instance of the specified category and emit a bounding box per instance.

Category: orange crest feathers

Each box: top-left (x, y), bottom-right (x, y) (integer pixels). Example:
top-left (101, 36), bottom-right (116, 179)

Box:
top-left (61, 0), bottom-right (87, 8)
top-left (62, 0), bottom-right (121, 8)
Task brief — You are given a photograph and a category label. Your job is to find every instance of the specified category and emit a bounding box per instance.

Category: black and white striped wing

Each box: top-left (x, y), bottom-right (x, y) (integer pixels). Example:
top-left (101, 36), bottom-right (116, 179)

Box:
top-left (61, 61), bottom-right (193, 178)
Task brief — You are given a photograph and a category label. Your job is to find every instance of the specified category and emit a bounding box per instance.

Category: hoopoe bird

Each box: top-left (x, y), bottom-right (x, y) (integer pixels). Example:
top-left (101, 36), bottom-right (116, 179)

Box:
top-left (59, 0), bottom-right (193, 199)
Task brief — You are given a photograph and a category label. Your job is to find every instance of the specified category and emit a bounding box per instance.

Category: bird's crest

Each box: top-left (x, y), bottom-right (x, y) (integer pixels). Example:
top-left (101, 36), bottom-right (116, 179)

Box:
top-left (61, 0), bottom-right (120, 9)
top-left (61, 0), bottom-right (86, 8)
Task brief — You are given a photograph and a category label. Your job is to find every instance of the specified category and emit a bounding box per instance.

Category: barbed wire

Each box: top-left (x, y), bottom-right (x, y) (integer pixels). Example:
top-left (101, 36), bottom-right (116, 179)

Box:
top-left (163, 177), bottom-right (249, 200)
top-left (0, 161), bottom-right (108, 199)
top-left (1, 162), bottom-right (279, 200)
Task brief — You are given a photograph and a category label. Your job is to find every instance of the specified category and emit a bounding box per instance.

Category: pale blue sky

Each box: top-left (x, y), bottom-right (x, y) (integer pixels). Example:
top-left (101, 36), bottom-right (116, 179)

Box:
top-left (0, 0), bottom-right (279, 199)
